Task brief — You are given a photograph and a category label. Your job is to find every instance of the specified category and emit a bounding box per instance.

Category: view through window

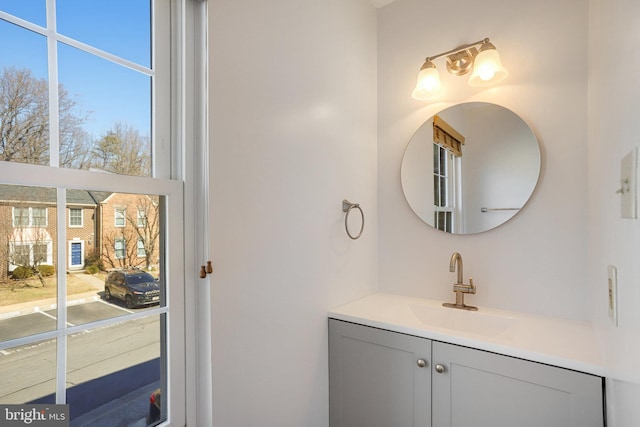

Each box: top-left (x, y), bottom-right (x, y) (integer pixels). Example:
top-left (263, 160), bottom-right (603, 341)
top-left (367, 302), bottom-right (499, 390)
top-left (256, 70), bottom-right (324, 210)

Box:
top-left (0, 1), bottom-right (184, 426)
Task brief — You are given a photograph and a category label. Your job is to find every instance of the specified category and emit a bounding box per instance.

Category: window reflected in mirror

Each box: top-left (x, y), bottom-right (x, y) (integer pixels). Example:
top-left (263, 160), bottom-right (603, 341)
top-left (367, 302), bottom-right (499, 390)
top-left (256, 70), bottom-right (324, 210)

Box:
top-left (401, 102), bottom-right (541, 234)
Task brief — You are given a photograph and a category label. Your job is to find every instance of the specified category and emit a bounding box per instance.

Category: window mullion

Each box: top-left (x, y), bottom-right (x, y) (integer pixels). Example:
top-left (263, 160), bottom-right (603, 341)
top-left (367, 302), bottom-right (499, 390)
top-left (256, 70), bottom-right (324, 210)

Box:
top-left (55, 188), bottom-right (67, 404)
top-left (46, 0), bottom-right (59, 168)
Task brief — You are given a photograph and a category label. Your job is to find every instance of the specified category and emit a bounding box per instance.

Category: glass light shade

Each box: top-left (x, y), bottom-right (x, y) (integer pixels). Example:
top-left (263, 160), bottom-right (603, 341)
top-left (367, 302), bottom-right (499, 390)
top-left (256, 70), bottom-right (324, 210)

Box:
top-left (468, 48), bottom-right (508, 87)
top-left (411, 65), bottom-right (442, 100)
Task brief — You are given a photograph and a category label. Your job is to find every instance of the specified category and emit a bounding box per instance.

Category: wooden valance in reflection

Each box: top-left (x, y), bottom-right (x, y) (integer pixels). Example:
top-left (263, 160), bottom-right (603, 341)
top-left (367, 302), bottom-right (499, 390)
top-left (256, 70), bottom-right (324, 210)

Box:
top-left (433, 115), bottom-right (465, 157)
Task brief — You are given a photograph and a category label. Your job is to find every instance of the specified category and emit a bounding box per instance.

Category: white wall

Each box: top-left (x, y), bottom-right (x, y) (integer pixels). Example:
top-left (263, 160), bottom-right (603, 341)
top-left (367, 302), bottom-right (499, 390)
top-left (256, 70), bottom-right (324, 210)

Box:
top-left (588, 0), bottom-right (640, 425)
top-left (207, 0), bottom-right (640, 425)
top-left (377, 0), bottom-right (590, 319)
top-left (208, 0), bottom-right (378, 425)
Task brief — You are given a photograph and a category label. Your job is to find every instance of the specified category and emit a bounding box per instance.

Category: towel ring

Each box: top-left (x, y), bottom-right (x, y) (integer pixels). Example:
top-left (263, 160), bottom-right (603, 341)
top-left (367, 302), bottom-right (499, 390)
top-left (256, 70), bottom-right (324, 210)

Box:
top-left (342, 200), bottom-right (364, 240)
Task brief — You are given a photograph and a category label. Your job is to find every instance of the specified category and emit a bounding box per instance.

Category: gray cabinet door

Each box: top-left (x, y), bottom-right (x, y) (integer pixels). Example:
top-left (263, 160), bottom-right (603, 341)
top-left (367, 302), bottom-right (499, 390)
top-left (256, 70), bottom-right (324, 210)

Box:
top-left (431, 341), bottom-right (604, 427)
top-left (329, 319), bottom-right (432, 427)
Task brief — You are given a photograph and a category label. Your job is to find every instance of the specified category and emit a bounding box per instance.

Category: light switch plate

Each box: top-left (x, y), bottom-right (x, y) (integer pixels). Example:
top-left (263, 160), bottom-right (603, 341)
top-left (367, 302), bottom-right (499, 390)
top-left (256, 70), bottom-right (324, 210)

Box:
top-left (620, 148), bottom-right (637, 219)
top-left (607, 265), bottom-right (618, 326)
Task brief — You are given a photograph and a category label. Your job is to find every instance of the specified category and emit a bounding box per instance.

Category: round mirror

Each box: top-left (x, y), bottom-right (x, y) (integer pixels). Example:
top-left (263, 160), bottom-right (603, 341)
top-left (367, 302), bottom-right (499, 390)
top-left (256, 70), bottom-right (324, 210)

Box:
top-left (401, 102), bottom-right (540, 234)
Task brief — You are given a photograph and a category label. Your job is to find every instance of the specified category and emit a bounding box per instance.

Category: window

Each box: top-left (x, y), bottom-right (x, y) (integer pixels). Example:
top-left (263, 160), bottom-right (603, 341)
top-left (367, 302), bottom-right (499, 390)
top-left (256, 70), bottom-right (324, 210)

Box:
top-left (69, 207), bottom-right (83, 227)
top-left (12, 207), bottom-right (29, 227)
top-left (31, 207), bottom-right (47, 226)
top-left (0, 0), bottom-right (198, 424)
top-left (32, 243), bottom-right (48, 265)
top-left (9, 241), bottom-right (52, 269)
top-left (115, 238), bottom-right (126, 260)
top-left (137, 207), bottom-right (147, 227)
top-left (115, 207), bottom-right (126, 227)
top-left (12, 244), bottom-right (31, 266)
top-left (137, 238), bottom-right (146, 257)
top-left (12, 206), bottom-right (48, 227)
top-left (433, 144), bottom-right (456, 232)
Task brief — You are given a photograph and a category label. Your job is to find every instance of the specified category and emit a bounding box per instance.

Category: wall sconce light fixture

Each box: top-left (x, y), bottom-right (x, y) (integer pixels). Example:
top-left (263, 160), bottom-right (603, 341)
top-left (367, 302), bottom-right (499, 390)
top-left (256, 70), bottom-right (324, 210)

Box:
top-left (412, 38), bottom-right (508, 100)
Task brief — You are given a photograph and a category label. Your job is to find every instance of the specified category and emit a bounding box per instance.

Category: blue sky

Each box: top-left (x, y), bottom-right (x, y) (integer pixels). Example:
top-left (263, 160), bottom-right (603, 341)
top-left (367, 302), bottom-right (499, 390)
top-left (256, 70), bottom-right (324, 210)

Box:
top-left (0, 1), bottom-right (151, 139)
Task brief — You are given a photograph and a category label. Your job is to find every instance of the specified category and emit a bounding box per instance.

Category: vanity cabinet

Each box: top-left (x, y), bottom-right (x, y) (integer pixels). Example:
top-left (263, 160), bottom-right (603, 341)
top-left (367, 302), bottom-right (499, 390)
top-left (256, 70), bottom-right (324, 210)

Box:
top-left (329, 319), bottom-right (431, 427)
top-left (329, 319), bottom-right (604, 427)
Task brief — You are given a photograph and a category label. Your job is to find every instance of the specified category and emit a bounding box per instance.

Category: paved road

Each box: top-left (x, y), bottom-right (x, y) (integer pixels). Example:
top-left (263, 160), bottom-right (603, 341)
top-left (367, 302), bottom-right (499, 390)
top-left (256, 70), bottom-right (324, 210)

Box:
top-left (0, 299), bottom-right (154, 342)
top-left (0, 300), bottom-right (161, 423)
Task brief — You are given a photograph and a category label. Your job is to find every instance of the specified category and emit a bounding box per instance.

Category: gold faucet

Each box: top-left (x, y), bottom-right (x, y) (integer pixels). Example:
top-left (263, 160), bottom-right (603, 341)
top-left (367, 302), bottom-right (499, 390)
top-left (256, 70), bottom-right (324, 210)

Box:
top-left (443, 252), bottom-right (478, 311)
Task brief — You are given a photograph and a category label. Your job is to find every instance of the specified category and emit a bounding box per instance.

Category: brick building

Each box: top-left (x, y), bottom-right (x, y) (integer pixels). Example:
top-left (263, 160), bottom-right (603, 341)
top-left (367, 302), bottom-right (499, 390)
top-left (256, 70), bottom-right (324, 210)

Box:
top-left (0, 185), bottom-right (160, 281)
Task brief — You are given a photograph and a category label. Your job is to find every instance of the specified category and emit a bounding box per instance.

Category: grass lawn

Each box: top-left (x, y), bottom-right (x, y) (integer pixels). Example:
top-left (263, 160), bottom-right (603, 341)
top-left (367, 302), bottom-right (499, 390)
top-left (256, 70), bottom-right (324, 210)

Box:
top-left (0, 272), bottom-right (107, 307)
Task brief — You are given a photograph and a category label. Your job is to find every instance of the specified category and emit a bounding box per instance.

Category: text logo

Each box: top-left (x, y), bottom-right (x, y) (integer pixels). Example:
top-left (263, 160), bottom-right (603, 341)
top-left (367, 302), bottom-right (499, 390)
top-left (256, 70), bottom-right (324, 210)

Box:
top-left (0, 405), bottom-right (69, 426)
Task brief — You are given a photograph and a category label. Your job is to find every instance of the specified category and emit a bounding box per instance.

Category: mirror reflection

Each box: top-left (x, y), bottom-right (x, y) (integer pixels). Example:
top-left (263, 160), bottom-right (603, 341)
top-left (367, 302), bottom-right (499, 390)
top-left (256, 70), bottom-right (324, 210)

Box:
top-left (401, 102), bottom-right (540, 234)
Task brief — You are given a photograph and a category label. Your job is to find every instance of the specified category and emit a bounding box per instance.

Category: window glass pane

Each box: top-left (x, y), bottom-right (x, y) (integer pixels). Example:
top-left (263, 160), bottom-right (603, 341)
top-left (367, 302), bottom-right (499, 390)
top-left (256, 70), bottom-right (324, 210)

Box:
top-left (0, 185), bottom-right (57, 342)
top-left (0, 1), bottom-right (46, 27)
top-left (56, 0), bottom-right (151, 68)
top-left (115, 208), bottom-right (126, 227)
top-left (0, 338), bottom-right (56, 404)
top-left (32, 207), bottom-right (47, 226)
top-left (67, 191), bottom-right (163, 326)
top-left (67, 314), bottom-right (165, 425)
top-left (69, 207), bottom-right (82, 226)
top-left (0, 20), bottom-right (49, 166)
top-left (58, 43), bottom-right (151, 176)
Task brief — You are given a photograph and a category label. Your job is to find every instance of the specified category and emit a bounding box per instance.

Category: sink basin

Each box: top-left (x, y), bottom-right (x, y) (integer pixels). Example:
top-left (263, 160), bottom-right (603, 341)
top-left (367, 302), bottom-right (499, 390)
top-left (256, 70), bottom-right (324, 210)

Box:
top-left (407, 303), bottom-right (517, 337)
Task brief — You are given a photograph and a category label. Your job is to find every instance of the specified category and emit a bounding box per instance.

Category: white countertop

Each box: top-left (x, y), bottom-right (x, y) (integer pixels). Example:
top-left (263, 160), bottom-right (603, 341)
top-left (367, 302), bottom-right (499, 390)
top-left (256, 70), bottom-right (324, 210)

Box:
top-left (329, 293), bottom-right (608, 377)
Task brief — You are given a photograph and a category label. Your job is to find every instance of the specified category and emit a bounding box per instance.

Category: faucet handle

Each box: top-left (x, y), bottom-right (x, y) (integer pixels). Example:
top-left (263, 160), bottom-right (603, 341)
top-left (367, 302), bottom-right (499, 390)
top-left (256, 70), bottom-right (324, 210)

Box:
top-left (469, 277), bottom-right (476, 293)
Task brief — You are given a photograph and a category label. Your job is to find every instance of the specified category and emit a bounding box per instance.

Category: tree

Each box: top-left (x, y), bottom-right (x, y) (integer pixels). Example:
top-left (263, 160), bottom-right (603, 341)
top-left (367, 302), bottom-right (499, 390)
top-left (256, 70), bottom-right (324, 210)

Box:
top-left (101, 195), bottom-right (160, 270)
top-left (127, 196), bottom-right (160, 270)
top-left (0, 67), bottom-right (49, 164)
top-left (6, 204), bottom-right (52, 287)
top-left (102, 227), bottom-right (141, 270)
top-left (0, 66), bottom-right (90, 166)
top-left (92, 123), bottom-right (150, 176)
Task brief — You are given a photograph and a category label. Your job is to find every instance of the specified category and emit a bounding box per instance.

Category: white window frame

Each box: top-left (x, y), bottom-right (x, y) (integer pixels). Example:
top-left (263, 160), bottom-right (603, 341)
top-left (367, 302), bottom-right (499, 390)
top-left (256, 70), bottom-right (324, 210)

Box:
top-left (114, 237), bottom-right (126, 259)
top-left (136, 237), bottom-right (146, 257)
top-left (69, 207), bottom-right (83, 228)
top-left (433, 144), bottom-right (456, 232)
top-left (12, 206), bottom-right (49, 227)
top-left (9, 240), bottom-right (53, 270)
top-left (114, 207), bottom-right (126, 228)
top-left (137, 207), bottom-right (147, 227)
top-left (0, 0), bottom-right (209, 424)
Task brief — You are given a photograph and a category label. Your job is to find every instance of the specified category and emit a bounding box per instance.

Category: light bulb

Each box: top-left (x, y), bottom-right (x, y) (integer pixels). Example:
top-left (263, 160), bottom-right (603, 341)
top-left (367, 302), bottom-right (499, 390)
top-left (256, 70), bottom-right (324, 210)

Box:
top-left (412, 61), bottom-right (442, 100)
top-left (468, 45), bottom-right (508, 87)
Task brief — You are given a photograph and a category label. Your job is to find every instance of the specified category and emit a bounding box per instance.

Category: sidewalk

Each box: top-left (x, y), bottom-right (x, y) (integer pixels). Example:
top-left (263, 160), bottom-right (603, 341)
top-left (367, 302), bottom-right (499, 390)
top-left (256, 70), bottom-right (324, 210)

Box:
top-left (71, 381), bottom-right (159, 427)
top-left (0, 273), bottom-right (105, 320)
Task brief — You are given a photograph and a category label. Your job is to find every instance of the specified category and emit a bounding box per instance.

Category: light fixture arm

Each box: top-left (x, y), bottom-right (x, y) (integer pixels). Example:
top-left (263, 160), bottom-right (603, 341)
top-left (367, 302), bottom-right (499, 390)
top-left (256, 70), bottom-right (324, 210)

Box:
top-left (423, 38), bottom-right (490, 63)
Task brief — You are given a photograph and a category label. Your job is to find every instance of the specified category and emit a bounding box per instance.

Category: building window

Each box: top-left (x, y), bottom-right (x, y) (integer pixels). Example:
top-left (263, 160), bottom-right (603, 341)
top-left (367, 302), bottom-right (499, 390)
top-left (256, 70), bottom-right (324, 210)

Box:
top-left (137, 208), bottom-right (147, 227)
top-left (114, 238), bottom-right (126, 259)
top-left (31, 207), bottom-right (47, 226)
top-left (13, 244), bottom-right (31, 266)
top-left (12, 207), bottom-right (29, 227)
top-left (69, 208), bottom-right (83, 227)
top-left (137, 238), bottom-right (145, 257)
top-left (10, 241), bottom-right (52, 268)
top-left (115, 208), bottom-right (126, 227)
top-left (32, 243), bottom-right (48, 265)
top-left (12, 207), bottom-right (48, 227)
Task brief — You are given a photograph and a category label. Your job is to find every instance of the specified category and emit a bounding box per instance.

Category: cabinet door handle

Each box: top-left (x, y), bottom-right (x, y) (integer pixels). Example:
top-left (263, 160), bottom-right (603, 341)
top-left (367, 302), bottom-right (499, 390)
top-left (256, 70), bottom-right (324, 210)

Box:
top-left (435, 364), bottom-right (446, 374)
top-left (417, 359), bottom-right (428, 368)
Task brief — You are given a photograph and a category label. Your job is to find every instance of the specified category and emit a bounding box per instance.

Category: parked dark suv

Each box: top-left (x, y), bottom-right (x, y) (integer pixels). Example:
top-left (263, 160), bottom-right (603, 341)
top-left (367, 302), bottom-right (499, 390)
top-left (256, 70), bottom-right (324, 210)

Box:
top-left (104, 269), bottom-right (160, 308)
